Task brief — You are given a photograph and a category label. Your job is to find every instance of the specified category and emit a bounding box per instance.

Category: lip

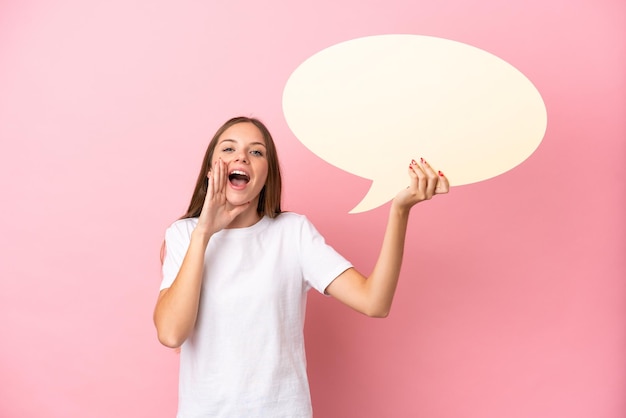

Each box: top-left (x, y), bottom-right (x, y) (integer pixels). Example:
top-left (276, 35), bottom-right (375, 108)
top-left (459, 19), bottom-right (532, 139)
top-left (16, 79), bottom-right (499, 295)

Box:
top-left (228, 166), bottom-right (251, 190)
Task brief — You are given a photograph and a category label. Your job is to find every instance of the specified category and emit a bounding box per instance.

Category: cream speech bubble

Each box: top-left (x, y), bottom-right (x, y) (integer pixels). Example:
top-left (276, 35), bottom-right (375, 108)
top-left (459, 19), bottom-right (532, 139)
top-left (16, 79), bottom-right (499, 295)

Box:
top-left (282, 35), bottom-right (547, 213)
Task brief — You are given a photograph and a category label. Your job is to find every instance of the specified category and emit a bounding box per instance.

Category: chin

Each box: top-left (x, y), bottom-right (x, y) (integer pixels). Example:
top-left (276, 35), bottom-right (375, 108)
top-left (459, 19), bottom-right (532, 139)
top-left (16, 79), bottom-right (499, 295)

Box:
top-left (227, 192), bottom-right (258, 208)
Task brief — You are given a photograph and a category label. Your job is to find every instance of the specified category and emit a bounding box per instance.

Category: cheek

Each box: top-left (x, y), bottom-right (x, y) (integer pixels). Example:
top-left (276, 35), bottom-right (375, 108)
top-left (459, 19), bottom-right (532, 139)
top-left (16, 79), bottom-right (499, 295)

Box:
top-left (260, 165), bottom-right (269, 184)
top-left (209, 154), bottom-right (225, 170)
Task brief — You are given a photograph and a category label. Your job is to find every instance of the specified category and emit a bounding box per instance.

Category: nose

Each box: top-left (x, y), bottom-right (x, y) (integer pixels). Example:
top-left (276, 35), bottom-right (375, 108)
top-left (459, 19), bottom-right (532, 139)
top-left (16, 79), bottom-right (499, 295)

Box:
top-left (234, 150), bottom-right (248, 164)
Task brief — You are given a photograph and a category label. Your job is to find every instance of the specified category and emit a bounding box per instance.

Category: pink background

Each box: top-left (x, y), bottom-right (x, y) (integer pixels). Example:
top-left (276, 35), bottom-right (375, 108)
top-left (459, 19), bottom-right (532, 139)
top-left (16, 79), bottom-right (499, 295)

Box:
top-left (1, 0), bottom-right (624, 417)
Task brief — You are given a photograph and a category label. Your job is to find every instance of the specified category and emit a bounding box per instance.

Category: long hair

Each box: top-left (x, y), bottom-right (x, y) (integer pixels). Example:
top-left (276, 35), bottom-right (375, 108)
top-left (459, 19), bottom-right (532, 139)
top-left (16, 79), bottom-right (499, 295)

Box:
top-left (181, 116), bottom-right (283, 220)
top-left (160, 117), bottom-right (283, 265)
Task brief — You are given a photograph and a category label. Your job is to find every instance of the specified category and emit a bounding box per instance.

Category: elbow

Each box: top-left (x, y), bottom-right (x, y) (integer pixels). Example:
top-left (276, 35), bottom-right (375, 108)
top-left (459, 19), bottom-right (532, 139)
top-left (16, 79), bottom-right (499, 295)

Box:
top-left (364, 305), bottom-right (391, 319)
top-left (156, 330), bottom-right (185, 349)
top-left (153, 309), bottom-right (188, 348)
top-left (368, 310), bottom-right (390, 319)
top-left (154, 317), bottom-right (187, 348)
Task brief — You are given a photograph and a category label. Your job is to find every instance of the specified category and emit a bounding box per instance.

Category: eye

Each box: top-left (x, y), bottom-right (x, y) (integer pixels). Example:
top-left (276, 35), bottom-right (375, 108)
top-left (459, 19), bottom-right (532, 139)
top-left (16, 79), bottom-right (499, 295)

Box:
top-left (250, 150), bottom-right (264, 157)
top-left (222, 147), bottom-right (234, 152)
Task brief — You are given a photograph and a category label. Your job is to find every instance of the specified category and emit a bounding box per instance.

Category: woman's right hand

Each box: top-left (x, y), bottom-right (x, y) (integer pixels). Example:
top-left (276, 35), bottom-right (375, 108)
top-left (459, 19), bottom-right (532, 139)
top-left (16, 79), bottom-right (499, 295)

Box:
top-left (194, 158), bottom-right (251, 238)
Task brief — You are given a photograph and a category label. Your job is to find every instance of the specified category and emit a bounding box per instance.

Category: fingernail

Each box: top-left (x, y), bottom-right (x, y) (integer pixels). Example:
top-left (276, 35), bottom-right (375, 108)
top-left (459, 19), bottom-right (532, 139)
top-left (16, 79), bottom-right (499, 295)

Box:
top-left (411, 159), bottom-right (417, 165)
top-left (438, 171), bottom-right (444, 176)
top-left (420, 157), bottom-right (424, 163)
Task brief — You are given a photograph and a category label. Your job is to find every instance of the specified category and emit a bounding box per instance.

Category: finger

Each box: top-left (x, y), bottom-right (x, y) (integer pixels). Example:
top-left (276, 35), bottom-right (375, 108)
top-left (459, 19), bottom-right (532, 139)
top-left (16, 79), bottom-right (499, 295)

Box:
top-left (205, 169), bottom-right (214, 199)
top-left (214, 159), bottom-right (221, 194)
top-left (198, 171), bottom-right (214, 222)
top-left (410, 159), bottom-right (427, 193)
top-left (219, 159), bottom-right (228, 193)
top-left (419, 158), bottom-right (438, 198)
top-left (214, 158), bottom-right (226, 194)
top-left (407, 159), bottom-right (419, 183)
top-left (435, 170), bottom-right (450, 194)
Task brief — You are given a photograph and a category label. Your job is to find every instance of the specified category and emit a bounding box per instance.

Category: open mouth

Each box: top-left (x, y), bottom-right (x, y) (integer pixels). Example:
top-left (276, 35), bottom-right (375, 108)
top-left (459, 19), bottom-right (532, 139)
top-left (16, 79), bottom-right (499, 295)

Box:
top-left (228, 170), bottom-right (250, 187)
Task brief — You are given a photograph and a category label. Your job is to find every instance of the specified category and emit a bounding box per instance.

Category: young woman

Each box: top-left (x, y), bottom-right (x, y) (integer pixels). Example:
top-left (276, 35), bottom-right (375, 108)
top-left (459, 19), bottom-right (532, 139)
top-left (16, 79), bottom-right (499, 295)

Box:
top-left (154, 116), bottom-right (449, 417)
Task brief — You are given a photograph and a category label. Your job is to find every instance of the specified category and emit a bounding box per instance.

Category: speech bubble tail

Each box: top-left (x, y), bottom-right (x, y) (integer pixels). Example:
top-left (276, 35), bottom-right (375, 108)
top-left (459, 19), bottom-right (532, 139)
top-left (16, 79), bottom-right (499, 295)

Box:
top-left (348, 180), bottom-right (396, 214)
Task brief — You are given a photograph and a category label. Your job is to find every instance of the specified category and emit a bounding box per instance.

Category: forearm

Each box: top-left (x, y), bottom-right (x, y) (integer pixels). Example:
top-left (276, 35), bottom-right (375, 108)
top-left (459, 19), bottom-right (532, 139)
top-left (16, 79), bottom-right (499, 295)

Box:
top-left (364, 202), bottom-right (410, 316)
top-left (153, 230), bottom-right (210, 348)
top-left (325, 203), bottom-right (411, 317)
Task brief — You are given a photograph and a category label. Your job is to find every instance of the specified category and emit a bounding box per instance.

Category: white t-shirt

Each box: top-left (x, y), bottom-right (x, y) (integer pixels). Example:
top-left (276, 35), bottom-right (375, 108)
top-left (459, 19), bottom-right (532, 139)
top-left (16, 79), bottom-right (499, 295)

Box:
top-left (160, 212), bottom-right (353, 418)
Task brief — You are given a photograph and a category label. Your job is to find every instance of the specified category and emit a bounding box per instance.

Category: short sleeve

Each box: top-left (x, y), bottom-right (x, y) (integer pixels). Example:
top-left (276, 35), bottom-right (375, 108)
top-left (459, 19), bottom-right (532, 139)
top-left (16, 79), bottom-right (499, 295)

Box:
top-left (160, 220), bottom-right (195, 291)
top-left (298, 216), bottom-right (353, 294)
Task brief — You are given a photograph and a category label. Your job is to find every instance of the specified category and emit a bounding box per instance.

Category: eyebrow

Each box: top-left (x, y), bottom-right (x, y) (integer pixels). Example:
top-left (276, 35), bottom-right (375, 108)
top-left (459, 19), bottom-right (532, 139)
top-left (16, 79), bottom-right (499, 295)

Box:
top-left (219, 138), bottom-right (266, 148)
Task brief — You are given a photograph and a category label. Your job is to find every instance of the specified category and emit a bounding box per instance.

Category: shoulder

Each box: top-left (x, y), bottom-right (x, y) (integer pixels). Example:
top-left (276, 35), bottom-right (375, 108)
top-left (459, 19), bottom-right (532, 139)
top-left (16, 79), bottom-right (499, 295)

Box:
top-left (267, 212), bottom-right (326, 242)
top-left (260, 212), bottom-right (313, 239)
top-left (274, 211), bottom-right (307, 222)
top-left (165, 217), bottom-right (198, 239)
top-left (268, 212), bottom-right (311, 229)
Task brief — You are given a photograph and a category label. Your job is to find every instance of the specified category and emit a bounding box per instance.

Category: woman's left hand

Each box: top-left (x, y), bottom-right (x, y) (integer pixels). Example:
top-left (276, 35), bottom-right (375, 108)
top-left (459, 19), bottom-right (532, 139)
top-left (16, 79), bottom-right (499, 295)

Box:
top-left (393, 158), bottom-right (449, 210)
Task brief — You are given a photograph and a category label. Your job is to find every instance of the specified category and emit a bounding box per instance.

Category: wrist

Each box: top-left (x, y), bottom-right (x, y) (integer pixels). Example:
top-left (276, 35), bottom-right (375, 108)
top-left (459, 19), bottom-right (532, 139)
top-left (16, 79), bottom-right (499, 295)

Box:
top-left (191, 228), bottom-right (213, 246)
top-left (390, 200), bottom-right (411, 218)
top-left (391, 197), bottom-right (414, 215)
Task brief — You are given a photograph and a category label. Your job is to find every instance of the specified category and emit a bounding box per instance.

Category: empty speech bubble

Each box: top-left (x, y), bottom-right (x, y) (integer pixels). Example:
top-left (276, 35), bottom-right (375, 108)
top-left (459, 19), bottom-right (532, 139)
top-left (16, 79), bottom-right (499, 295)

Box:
top-left (282, 34), bottom-right (547, 213)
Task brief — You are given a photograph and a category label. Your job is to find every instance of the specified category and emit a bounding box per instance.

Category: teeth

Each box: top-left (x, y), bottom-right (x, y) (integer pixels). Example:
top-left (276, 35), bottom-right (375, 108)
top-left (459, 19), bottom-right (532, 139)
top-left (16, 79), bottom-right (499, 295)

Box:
top-left (230, 170), bottom-right (249, 178)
